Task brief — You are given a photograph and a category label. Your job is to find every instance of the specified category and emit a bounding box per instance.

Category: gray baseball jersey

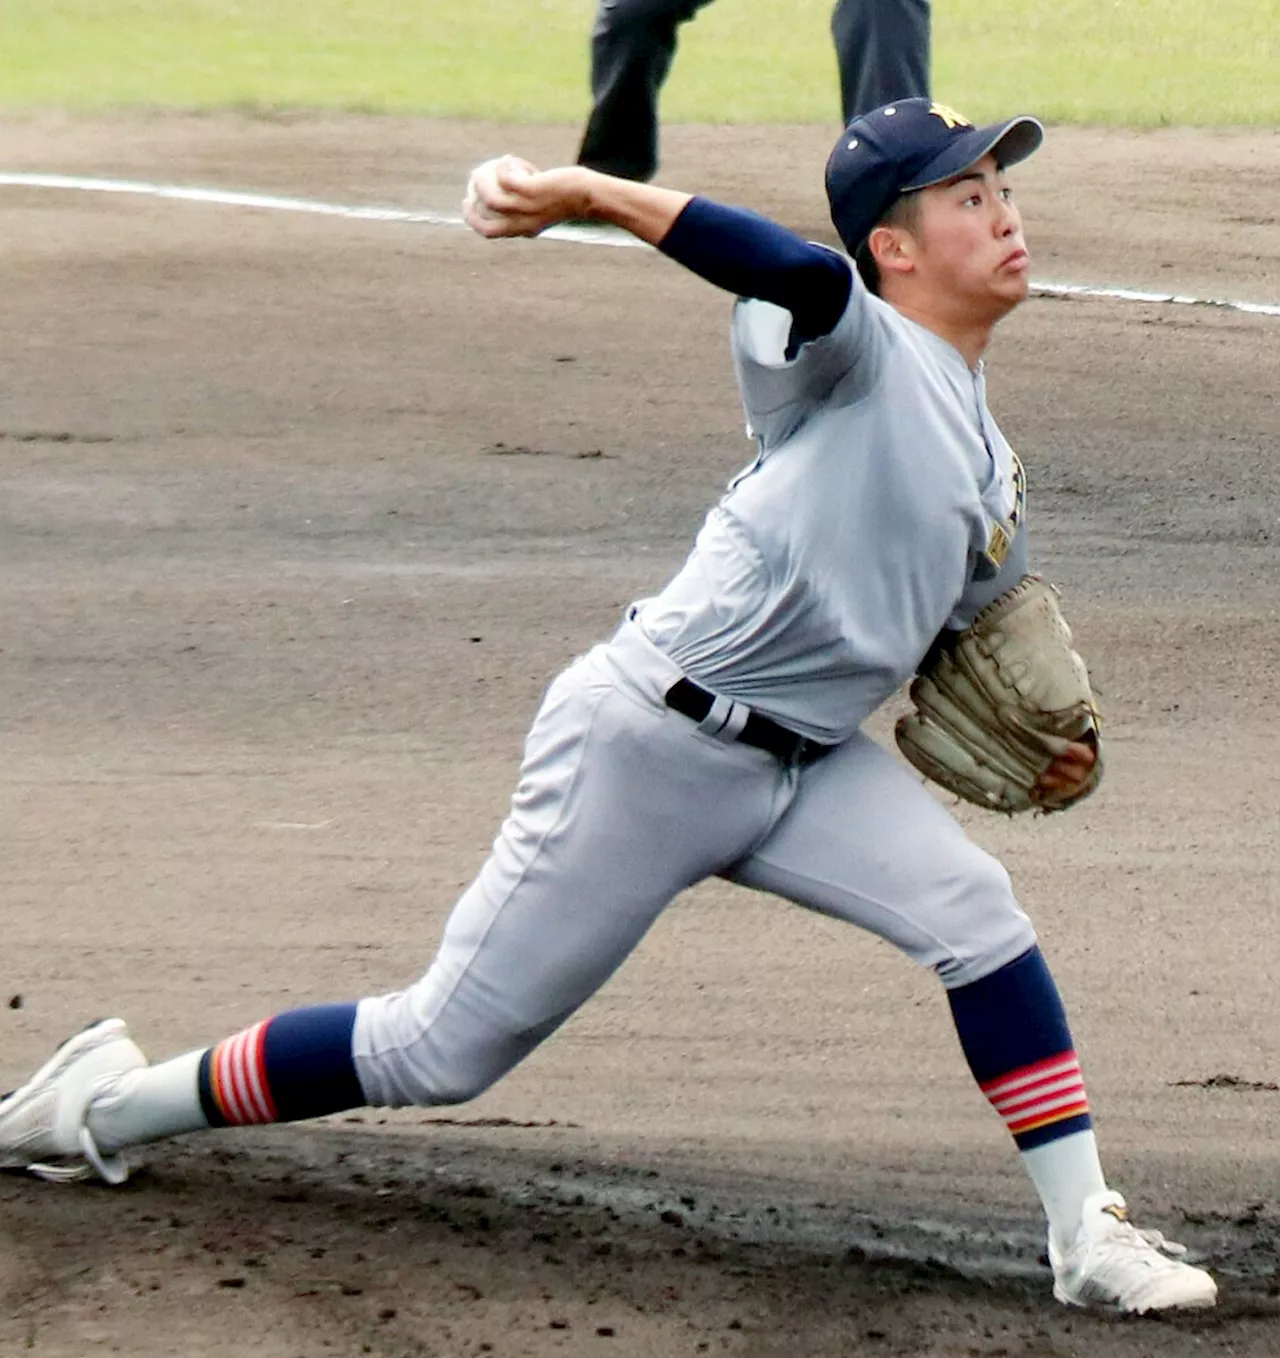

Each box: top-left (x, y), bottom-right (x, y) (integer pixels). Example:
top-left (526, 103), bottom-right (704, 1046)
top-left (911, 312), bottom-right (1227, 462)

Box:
top-left (633, 263), bottom-right (1027, 743)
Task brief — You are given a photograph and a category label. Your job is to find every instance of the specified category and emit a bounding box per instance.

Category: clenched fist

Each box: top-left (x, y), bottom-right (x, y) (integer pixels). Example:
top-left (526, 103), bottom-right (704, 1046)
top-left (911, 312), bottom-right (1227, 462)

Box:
top-left (463, 156), bottom-right (589, 239)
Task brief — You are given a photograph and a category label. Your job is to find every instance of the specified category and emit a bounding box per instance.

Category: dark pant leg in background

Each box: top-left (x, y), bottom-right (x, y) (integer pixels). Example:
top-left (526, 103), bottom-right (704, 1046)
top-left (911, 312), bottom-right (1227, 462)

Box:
top-left (830, 0), bottom-right (930, 124)
top-left (577, 0), bottom-right (715, 182)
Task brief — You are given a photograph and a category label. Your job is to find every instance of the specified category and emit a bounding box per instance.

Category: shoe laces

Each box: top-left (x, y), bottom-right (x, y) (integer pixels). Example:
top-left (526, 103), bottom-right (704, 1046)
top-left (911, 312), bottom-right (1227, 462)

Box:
top-left (1135, 1225), bottom-right (1189, 1259)
top-left (26, 1092), bottom-right (131, 1187)
top-left (1095, 1213), bottom-right (1190, 1265)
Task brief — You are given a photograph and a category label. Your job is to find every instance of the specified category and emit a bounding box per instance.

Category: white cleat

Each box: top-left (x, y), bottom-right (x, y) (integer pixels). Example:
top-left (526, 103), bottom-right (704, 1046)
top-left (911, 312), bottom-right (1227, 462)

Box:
top-left (1050, 1190), bottom-right (1218, 1313)
top-left (0, 1018), bottom-right (147, 1185)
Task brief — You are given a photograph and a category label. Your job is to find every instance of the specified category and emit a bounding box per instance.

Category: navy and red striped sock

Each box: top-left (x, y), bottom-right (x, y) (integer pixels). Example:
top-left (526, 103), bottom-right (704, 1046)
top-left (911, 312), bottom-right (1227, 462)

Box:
top-left (197, 1003), bottom-right (365, 1127)
top-left (948, 946), bottom-right (1092, 1150)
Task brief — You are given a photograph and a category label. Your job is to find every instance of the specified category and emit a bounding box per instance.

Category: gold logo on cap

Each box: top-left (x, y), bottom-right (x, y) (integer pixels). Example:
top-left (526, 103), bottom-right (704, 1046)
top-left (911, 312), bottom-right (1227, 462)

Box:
top-left (929, 103), bottom-right (973, 130)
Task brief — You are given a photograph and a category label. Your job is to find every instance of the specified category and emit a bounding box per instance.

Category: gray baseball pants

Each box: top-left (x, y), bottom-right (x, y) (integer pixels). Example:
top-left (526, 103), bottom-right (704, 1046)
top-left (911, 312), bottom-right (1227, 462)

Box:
top-left (352, 619), bottom-right (1033, 1108)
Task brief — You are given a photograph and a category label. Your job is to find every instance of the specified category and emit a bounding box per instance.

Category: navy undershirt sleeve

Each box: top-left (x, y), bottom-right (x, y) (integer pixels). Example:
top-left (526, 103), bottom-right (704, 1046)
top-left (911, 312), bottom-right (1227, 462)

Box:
top-left (658, 196), bottom-right (853, 349)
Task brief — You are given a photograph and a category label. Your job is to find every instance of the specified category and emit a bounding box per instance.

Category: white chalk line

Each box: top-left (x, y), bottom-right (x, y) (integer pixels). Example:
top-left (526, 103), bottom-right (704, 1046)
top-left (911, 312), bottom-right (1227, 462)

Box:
top-left (3, 171), bottom-right (1277, 318)
top-left (0, 171), bottom-right (466, 229)
top-left (1030, 280), bottom-right (1279, 317)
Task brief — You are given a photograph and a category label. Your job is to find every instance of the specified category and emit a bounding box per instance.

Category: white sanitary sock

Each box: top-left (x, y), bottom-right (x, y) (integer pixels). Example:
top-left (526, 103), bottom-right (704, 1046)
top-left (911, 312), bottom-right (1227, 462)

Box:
top-left (87, 1049), bottom-right (211, 1153)
top-left (1020, 1128), bottom-right (1109, 1252)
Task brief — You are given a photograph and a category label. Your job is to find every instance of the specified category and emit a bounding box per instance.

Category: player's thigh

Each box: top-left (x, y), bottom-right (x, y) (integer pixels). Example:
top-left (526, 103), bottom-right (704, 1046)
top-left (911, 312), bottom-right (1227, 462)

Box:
top-left (726, 732), bottom-right (1034, 988)
top-left (356, 651), bottom-right (787, 1104)
top-left (443, 658), bottom-right (783, 1010)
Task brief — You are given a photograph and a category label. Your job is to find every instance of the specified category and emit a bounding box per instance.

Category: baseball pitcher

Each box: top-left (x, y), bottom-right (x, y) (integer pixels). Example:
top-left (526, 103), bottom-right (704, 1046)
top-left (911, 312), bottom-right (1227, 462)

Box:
top-left (0, 99), bottom-right (1215, 1315)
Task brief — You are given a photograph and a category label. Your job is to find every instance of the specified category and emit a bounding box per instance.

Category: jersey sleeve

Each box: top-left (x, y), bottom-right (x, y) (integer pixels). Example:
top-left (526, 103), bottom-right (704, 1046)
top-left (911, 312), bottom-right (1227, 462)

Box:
top-left (657, 197), bottom-right (851, 341)
top-left (730, 265), bottom-right (890, 451)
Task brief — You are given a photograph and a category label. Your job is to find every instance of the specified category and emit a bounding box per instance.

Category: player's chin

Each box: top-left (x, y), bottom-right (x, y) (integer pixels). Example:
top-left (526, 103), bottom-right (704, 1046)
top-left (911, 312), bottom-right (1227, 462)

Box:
top-left (986, 273), bottom-right (1030, 317)
top-left (995, 266), bottom-right (1031, 300)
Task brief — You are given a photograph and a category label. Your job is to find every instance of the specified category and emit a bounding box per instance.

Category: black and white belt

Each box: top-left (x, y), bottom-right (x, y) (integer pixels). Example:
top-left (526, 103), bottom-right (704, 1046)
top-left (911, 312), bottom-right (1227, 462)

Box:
top-left (663, 677), bottom-right (835, 767)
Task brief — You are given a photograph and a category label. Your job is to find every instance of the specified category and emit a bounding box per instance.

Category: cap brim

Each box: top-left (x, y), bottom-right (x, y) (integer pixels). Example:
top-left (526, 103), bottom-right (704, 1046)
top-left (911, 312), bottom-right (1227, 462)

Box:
top-left (900, 116), bottom-right (1044, 193)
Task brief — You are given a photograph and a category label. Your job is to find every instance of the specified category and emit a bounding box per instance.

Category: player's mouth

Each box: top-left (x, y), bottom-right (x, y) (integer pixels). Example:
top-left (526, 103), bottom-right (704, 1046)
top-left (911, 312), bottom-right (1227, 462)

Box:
top-left (999, 247), bottom-right (1030, 273)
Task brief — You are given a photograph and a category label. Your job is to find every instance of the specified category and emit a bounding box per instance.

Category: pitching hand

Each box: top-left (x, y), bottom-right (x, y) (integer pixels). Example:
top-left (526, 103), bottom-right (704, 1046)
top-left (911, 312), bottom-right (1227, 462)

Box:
top-left (463, 157), bottom-right (589, 239)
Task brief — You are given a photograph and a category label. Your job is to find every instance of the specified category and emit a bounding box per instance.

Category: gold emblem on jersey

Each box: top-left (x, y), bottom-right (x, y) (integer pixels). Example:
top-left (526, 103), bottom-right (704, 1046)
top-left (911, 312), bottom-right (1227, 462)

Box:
top-left (982, 451), bottom-right (1026, 571)
top-left (929, 103), bottom-right (973, 130)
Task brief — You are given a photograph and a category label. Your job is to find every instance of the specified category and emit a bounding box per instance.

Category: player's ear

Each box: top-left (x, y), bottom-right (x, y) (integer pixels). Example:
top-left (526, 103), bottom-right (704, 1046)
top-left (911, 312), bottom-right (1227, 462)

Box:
top-left (868, 223), bottom-right (915, 279)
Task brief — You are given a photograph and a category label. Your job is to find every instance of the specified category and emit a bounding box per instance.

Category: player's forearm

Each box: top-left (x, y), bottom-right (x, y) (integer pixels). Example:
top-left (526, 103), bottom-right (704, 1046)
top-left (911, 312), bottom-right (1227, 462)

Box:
top-left (578, 170), bottom-right (693, 245)
top-left (463, 158), bottom-right (690, 247)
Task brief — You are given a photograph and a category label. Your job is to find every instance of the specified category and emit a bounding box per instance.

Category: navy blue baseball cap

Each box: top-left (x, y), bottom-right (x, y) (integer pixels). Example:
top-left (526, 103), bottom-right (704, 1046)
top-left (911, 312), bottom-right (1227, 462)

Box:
top-left (825, 97), bottom-right (1044, 255)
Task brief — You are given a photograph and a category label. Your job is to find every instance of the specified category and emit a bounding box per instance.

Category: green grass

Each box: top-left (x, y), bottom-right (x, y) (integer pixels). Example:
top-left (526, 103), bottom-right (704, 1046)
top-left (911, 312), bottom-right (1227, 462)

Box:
top-left (2, 0), bottom-right (1277, 125)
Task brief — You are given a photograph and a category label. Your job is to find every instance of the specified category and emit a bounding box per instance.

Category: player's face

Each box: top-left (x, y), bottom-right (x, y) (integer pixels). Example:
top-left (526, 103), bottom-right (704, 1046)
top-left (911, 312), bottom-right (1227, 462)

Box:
top-left (912, 155), bottom-right (1030, 316)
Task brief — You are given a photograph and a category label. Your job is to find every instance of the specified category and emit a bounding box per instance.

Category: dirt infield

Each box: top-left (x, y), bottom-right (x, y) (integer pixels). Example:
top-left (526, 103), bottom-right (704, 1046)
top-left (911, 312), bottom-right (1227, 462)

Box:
top-left (2, 115), bottom-right (1279, 1356)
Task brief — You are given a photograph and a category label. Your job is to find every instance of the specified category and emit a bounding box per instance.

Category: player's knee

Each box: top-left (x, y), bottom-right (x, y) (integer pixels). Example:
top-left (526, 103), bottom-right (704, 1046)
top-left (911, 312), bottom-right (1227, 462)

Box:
top-left (412, 1064), bottom-right (499, 1107)
top-left (358, 1042), bottom-right (507, 1109)
top-left (353, 993), bottom-right (527, 1108)
top-left (933, 851), bottom-right (1037, 989)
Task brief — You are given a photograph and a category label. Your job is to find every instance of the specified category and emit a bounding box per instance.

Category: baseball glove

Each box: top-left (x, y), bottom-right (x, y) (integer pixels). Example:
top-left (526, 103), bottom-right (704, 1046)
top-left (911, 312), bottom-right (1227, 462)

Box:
top-left (894, 574), bottom-right (1103, 815)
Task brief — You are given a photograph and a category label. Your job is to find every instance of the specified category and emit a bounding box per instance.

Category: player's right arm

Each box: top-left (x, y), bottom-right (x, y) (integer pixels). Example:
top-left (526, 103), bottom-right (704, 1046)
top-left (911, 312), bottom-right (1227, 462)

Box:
top-left (464, 158), bottom-right (852, 345)
top-left (464, 156), bottom-right (692, 245)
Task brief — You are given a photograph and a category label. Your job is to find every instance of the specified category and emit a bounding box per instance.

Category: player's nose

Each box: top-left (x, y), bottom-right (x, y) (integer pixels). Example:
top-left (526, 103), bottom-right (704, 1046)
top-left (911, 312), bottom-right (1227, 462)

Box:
top-left (995, 197), bottom-right (1021, 236)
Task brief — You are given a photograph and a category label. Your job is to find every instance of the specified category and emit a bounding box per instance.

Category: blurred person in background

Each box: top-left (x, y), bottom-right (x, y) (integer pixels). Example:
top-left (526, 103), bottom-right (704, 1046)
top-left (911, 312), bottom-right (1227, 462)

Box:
top-left (577, 0), bottom-right (930, 182)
